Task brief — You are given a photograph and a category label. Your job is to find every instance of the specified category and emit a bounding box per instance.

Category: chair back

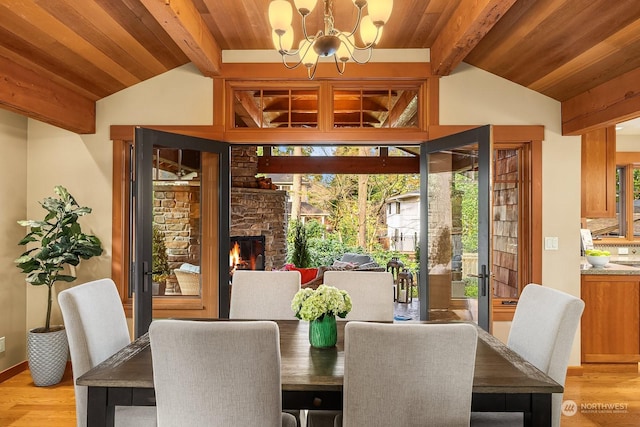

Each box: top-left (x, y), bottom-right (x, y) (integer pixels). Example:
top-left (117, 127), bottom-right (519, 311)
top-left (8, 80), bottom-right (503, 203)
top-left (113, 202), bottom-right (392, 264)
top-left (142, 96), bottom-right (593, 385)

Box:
top-left (230, 270), bottom-right (301, 320)
top-left (507, 284), bottom-right (585, 427)
top-left (58, 278), bottom-right (133, 427)
top-left (342, 322), bottom-right (478, 426)
top-left (149, 320), bottom-right (284, 426)
top-left (174, 269), bottom-right (200, 295)
top-left (322, 271), bottom-right (394, 321)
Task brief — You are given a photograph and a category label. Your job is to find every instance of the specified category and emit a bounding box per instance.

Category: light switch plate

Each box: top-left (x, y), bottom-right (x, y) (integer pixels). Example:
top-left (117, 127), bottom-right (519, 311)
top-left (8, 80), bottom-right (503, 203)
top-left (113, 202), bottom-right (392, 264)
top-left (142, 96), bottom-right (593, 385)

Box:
top-left (544, 237), bottom-right (559, 250)
top-left (619, 247), bottom-right (629, 255)
top-left (0, 336), bottom-right (5, 353)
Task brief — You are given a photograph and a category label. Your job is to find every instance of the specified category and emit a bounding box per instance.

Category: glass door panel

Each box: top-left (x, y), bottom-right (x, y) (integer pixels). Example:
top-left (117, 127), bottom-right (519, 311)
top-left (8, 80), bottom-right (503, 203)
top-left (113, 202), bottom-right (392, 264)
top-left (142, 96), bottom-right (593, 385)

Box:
top-left (421, 126), bottom-right (491, 330)
top-left (132, 128), bottom-right (230, 337)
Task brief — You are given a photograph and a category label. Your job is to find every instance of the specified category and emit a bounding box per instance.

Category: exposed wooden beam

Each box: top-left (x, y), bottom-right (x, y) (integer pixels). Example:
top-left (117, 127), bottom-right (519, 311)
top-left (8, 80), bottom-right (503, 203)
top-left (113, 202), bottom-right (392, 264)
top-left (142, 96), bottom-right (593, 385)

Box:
top-left (0, 54), bottom-right (95, 134)
top-left (430, 0), bottom-right (517, 76)
top-left (561, 67), bottom-right (640, 135)
top-left (233, 91), bottom-right (261, 127)
top-left (140, 0), bottom-right (221, 77)
top-left (257, 155), bottom-right (419, 174)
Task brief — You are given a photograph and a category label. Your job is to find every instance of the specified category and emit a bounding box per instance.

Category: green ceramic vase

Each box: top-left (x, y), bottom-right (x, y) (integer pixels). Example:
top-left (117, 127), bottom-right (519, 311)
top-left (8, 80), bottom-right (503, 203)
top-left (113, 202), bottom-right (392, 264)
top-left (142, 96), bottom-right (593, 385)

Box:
top-left (309, 314), bottom-right (337, 348)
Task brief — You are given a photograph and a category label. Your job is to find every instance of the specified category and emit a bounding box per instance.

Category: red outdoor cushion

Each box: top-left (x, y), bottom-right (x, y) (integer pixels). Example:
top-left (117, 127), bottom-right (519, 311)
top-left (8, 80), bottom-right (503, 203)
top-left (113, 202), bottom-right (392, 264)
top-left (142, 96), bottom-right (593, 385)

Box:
top-left (283, 264), bottom-right (319, 284)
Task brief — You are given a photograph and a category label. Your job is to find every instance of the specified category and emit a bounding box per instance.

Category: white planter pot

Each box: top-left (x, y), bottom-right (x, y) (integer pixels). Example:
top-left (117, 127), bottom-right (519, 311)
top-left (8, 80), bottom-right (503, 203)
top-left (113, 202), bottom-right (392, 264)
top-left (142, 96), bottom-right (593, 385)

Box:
top-left (27, 327), bottom-right (69, 386)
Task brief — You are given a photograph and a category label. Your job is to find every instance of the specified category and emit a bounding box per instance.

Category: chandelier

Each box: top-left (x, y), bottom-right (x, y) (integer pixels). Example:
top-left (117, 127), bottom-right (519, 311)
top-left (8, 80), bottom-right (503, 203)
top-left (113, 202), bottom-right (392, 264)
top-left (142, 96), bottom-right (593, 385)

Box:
top-left (268, 0), bottom-right (393, 79)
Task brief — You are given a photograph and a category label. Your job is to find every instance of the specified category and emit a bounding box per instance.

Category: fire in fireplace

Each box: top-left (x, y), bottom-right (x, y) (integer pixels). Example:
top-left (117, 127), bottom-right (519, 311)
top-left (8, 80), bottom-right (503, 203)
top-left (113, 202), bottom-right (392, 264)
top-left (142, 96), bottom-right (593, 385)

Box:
top-left (229, 235), bottom-right (266, 273)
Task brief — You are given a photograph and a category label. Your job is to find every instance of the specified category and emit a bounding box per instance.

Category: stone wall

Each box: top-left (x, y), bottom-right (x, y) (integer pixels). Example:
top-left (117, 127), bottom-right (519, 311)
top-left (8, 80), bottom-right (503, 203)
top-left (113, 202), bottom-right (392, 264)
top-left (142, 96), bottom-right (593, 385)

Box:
top-left (230, 145), bottom-right (289, 269)
top-left (154, 184), bottom-right (200, 293)
top-left (231, 187), bottom-right (288, 270)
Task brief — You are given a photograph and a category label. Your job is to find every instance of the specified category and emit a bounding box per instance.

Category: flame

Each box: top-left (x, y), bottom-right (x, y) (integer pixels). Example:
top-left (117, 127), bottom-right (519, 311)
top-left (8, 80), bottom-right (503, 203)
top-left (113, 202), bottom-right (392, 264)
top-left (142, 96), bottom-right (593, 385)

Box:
top-left (230, 242), bottom-right (241, 271)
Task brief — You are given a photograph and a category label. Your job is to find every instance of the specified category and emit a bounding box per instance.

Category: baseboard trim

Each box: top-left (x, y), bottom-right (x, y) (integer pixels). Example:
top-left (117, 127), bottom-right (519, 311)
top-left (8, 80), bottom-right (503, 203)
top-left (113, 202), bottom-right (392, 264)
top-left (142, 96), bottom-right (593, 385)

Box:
top-left (566, 365), bottom-right (584, 376)
top-left (0, 361), bottom-right (28, 383)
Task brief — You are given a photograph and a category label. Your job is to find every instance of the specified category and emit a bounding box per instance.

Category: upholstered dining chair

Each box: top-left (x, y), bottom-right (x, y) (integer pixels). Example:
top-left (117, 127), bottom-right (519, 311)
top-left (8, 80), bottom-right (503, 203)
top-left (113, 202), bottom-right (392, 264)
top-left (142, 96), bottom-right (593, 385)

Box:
top-left (307, 271), bottom-right (395, 427)
top-left (229, 270), bottom-right (301, 320)
top-left (322, 271), bottom-right (394, 321)
top-left (229, 270), bottom-right (303, 425)
top-left (470, 284), bottom-right (585, 427)
top-left (149, 319), bottom-right (297, 427)
top-left (334, 322), bottom-right (478, 427)
top-left (58, 278), bottom-right (157, 427)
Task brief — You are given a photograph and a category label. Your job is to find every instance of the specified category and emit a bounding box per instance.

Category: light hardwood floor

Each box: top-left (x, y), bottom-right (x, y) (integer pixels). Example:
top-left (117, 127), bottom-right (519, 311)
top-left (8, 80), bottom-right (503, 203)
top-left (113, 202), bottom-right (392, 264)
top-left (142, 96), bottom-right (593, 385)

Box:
top-left (1, 367), bottom-right (639, 426)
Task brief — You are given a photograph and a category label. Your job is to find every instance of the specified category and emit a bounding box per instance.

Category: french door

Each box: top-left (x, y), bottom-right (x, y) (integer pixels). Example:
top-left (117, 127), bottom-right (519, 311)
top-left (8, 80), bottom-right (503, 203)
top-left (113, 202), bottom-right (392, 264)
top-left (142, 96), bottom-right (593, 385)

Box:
top-left (132, 128), bottom-right (230, 337)
top-left (420, 126), bottom-right (491, 330)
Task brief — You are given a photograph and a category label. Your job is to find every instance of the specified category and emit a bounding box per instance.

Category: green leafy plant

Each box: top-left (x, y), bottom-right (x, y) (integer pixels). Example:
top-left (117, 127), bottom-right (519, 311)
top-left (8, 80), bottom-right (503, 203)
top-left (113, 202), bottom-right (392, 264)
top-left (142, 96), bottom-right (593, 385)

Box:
top-left (152, 226), bottom-right (169, 283)
top-left (289, 221), bottom-right (311, 267)
top-left (15, 186), bottom-right (103, 332)
top-left (291, 285), bottom-right (352, 321)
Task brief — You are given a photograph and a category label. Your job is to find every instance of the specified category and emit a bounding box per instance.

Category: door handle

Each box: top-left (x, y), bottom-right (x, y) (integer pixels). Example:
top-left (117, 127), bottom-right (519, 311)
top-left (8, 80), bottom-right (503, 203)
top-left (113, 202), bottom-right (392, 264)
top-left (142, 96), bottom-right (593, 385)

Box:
top-left (468, 265), bottom-right (489, 296)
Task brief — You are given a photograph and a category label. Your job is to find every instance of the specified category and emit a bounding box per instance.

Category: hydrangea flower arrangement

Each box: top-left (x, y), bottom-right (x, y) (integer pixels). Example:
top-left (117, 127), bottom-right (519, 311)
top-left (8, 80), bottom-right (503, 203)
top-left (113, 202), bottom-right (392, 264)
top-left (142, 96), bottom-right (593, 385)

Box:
top-left (291, 284), bottom-right (352, 321)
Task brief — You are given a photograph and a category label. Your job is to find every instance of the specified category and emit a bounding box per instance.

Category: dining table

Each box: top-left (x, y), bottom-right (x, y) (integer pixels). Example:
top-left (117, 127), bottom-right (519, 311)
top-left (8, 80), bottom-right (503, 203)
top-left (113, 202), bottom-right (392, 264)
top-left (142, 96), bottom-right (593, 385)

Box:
top-left (77, 319), bottom-right (562, 427)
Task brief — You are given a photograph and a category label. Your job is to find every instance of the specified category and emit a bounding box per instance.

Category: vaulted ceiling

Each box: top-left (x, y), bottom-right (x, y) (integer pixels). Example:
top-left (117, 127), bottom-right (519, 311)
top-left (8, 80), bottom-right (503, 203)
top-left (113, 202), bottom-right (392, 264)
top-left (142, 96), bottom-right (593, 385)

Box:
top-left (1, 0), bottom-right (639, 135)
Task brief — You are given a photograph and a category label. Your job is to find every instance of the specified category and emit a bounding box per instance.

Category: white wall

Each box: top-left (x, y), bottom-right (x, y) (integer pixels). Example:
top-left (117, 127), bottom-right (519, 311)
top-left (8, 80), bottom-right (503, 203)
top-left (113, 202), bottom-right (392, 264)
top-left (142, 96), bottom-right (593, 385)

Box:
top-left (25, 63), bottom-right (213, 331)
top-left (440, 62), bottom-right (583, 366)
top-left (0, 110), bottom-right (28, 370)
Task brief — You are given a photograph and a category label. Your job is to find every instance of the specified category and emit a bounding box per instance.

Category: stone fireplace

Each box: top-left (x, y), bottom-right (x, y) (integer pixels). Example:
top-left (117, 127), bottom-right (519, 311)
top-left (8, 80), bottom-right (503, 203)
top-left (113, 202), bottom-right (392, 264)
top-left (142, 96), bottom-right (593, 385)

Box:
top-left (230, 146), bottom-right (288, 270)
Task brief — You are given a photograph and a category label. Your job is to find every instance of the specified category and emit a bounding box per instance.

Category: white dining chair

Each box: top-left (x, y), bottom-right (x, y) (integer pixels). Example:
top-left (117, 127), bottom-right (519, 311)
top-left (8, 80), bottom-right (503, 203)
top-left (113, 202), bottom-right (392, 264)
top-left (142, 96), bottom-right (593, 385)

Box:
top-left (471, 283), bottom-right (585, 427)
top-left (322, 271), bottom-right (394, 321)
top-left (58, 278), bottom-right (157, 427)
top-left (229, 269), bottom-right (303, 425)
top-left (149, 319), bottom-right (297, 427)
top-left (334, 322), bottom-right (478, 427)
top-left (229, 270), bottom-right (301, 320)
top-left (307, 270), bottom-right (395, 427)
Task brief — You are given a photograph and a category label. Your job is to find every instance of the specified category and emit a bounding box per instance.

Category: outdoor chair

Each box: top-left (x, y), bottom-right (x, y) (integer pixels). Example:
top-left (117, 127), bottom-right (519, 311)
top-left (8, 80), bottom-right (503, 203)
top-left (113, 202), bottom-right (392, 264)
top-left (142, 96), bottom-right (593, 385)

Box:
top-left (58, 278), bottom-right (157, 427)
top-left (173, 268), bottom-right (200, 295)
top-left (149, 319), bottom-right (297, 427)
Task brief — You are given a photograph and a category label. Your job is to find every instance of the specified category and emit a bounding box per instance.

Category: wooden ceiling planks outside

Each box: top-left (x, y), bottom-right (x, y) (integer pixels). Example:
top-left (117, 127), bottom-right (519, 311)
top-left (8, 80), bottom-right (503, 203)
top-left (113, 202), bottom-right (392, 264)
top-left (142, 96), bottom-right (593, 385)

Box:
top-left (0, 0), bottom-right (639, 134)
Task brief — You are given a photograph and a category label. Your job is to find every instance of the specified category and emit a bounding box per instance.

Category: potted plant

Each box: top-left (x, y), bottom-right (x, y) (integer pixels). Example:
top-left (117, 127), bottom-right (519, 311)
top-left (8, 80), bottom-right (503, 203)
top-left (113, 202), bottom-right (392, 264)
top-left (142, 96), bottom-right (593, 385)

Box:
top-left (291, 285), bottom-right (352, 348)
top-left (152, 226), bottom-right (169, 295)
top-left (15, 186), bottom-right (103, 386)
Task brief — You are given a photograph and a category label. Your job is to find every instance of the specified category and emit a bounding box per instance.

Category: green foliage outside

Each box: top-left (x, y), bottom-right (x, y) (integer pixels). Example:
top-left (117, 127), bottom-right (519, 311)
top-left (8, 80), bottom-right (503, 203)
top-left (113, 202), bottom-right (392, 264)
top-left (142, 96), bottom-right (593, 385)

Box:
top-left (152, 226), bottom-right (170, 283)
top-left (287, 220), bottom-right (415, 271)
top-left (288, 221), bottom-right (311, 268)
top-left (463, 276), bottom-right (479, 298)
top-left (454, 173), bottom-right (479, 253)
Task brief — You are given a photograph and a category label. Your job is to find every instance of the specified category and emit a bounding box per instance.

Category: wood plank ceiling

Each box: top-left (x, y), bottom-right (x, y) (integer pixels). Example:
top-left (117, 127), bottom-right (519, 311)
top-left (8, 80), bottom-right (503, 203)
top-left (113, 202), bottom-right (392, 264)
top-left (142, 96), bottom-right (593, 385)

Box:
top-left (0, 0), bottom-right (639, 135)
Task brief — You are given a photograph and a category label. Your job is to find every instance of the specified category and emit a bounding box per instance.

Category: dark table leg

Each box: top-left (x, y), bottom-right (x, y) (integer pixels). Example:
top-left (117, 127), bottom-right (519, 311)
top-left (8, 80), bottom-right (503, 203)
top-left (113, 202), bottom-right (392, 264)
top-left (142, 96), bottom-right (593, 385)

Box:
top-left (527, 393), bottom-right (552, 427)
top-left (87, 386), bottom-right (115, 427)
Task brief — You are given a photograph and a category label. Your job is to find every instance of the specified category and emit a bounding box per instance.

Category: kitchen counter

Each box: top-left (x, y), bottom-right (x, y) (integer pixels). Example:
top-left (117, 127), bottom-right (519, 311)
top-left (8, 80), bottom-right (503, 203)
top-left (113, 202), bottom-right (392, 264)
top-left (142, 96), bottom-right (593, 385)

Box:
top-left (580, 260), bottom-right (640, 275)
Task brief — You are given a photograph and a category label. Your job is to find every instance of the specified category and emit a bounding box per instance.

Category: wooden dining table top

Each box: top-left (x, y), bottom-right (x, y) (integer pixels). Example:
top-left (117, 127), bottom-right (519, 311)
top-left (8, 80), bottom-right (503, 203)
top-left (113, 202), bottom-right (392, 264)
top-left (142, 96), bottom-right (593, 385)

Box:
top-left (77, 319), bottom-right (562, 395)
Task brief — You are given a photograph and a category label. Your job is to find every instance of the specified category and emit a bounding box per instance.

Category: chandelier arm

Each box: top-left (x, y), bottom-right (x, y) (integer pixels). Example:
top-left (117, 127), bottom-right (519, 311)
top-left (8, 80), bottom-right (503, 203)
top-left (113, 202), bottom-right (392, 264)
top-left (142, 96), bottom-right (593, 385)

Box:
top-left (333, 55), bottom-right (346, 75)
top-left (342, 3), bottom-right (365, 38)
top-left (281, 55), bottom-right (304, 70)
top-left (301, 13), bottom-right (320, 42)
top-left (349, 45), bottom-right (374, 65)
top-left (307, 55), bottom-right (320, 80)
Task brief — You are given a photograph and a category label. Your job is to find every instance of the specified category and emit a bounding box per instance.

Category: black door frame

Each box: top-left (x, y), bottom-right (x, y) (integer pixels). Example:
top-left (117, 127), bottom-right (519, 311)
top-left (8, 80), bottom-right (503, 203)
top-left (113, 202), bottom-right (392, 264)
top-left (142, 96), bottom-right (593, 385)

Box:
top-left (133, 127), bottom-right (230, 337)
top-left (419, 125), bottom-right (491, 330)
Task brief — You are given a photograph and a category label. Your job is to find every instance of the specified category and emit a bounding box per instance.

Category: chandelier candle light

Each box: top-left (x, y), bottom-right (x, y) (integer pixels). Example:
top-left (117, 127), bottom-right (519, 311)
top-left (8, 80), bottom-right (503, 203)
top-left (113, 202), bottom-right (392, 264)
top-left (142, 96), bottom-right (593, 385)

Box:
top-left (268, 0), bottom-right (393, 79)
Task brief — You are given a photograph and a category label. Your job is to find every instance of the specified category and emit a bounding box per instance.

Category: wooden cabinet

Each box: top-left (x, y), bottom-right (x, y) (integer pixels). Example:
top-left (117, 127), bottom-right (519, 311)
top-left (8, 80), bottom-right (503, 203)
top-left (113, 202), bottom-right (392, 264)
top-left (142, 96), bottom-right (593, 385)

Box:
top-left (581, 126), bottom-right (616, 218)
top-left (581, 275), bottom-right (640, 363)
